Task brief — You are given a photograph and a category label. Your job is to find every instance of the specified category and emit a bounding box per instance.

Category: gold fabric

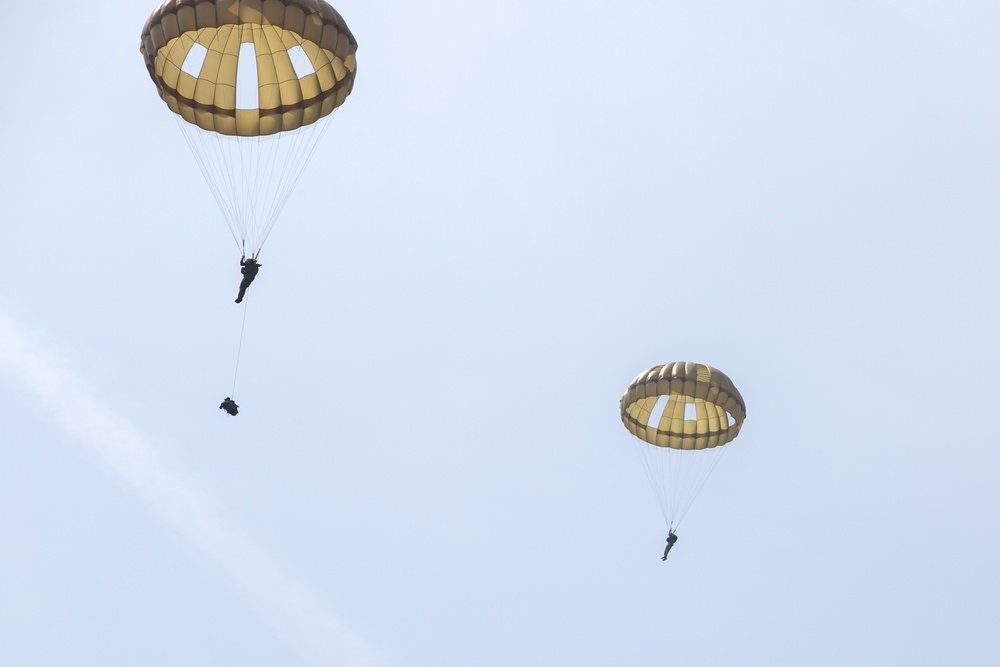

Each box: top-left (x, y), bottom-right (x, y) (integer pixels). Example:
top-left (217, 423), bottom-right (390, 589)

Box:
top-left (140, 0), bottom-right (357, 136)
top-left (620, 362), bottom-right (746, 450)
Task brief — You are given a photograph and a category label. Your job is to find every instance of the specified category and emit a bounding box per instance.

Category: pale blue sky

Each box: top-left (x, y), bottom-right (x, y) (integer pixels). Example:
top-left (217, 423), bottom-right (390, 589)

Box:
top-left (2, 1), bottom-right (999, 665)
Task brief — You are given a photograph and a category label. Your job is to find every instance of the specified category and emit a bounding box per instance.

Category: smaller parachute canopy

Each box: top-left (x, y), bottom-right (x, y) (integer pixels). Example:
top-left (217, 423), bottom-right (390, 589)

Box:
top-left (620, 362), bottom-right (746, 451)
top-left (139, 0), bottom-right (358, 136)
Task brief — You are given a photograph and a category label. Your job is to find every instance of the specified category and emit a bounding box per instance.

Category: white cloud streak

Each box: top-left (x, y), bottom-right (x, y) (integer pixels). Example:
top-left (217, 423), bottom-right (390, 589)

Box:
top-left (0, 311), bottom-right (383, 667)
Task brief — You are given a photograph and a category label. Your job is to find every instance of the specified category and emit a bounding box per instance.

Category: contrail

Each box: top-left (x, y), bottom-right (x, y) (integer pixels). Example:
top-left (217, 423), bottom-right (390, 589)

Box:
top-left (0, 311), bottom-right (383, 667)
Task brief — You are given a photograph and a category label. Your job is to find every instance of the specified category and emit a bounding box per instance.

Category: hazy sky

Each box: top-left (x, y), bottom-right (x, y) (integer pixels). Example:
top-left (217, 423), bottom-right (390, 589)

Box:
top-left (2, 1), bottom-right (999, 665)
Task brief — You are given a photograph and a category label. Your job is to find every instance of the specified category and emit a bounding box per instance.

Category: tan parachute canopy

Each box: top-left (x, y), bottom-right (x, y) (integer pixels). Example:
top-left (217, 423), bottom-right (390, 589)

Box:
top-left (620, 362), bottom-right (746, 451)
top-left (140, 0), bottom-right (358, 136)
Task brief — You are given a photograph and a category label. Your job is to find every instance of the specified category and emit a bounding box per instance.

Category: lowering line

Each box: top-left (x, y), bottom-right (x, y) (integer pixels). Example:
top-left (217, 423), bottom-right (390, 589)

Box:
top-left (231, 292), bottom-right (250, 398)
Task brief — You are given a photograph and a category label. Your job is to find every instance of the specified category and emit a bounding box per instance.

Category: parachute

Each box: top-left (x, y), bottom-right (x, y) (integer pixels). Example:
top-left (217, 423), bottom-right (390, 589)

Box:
top-left (139, 0), bottom-right (358, 256)
top-left (620, 362), bottom-right (747, 531)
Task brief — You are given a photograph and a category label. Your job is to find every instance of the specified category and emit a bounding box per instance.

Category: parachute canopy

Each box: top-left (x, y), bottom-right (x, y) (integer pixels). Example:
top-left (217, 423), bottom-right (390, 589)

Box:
top-left (620, 362), bottom-right (746, 529)
top-left (621, 362), bottom-right (746, 450)
top-left (140, 0), bottom-right (358, 136)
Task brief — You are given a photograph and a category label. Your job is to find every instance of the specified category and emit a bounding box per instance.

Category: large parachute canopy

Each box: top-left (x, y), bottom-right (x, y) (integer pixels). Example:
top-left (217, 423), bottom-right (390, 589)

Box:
top-left (620, 362), bottom-right (746, 530)
top-left (140, 0), bottom-right (358, 254)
